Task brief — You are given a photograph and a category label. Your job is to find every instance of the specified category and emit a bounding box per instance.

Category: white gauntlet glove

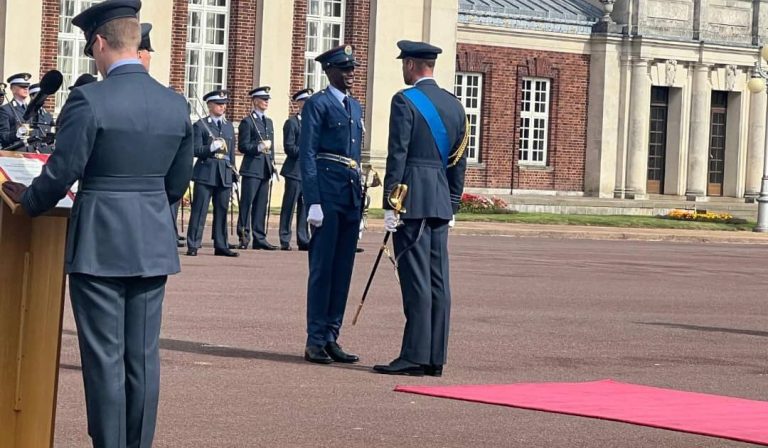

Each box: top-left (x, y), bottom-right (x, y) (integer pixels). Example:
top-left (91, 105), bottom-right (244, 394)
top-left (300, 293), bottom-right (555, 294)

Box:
top-left (209, 139), bottom-right (224, 152)
top-left (384, 210), bottom-right (399, 233)
top-left (308, 204), bottom-right (324, 228)
top-left (16, 126), bottom-right (28, 139)
top-left (448, 215), bottom-right (455, 229)
top-left (258, 139), bottom-right (272, 153)
top-left (271, 172), bottom-right (280, 183)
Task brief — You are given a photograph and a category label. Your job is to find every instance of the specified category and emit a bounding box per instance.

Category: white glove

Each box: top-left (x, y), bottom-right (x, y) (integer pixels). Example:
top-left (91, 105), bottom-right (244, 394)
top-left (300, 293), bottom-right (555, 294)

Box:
top-left (308, 204), bottom-right (324, 228)
top-left (448, 215), bottom-right (455, 229)
top-left (209, 139), bottom-right (224, 152)
top-left (271, 172), bottom-right (279, 183)
top-left (16, 126), bottom-right (28, 139)
top-left (384, 210), bottom-right (399, 233)
top-left (258, 139), bottom-right (272, 153)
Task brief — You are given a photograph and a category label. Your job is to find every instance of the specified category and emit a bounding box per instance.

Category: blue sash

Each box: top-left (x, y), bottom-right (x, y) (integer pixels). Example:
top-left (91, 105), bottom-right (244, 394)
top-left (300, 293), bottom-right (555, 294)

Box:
top-left (402, 88), bottom-right (450, 167)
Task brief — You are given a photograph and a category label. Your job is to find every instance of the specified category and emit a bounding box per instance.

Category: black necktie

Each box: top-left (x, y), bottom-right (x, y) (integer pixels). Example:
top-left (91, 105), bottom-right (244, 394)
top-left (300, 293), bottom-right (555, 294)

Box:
top-left (343, 97), bottom-right (351, 115)
top-left (261, 115), bottom-right (267, 129)
top-left (216, 120), bottom-right (222, 132)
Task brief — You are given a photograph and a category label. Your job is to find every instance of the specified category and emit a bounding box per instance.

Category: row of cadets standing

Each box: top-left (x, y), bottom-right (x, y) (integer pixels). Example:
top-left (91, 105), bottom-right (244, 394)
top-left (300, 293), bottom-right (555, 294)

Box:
top-left (279, 88), bottom-right (313, 251)
top-left (185, 90), bottom-right (238, 257)
top-left (236, 86), bottom-right (279, 250)
top-left (0, 73), bottom-right (32, 149)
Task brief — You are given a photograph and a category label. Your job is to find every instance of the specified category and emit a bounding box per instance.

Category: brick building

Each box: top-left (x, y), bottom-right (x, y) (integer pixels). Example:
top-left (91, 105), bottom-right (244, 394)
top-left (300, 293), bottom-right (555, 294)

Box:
top-left (0, 0), bottom-right (767, 202)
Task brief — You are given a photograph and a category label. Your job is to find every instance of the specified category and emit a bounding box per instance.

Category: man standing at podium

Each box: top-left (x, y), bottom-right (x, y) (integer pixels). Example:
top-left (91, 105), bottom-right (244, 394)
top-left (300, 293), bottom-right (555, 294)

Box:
top-left (1, 1), bottom-right (193, 446)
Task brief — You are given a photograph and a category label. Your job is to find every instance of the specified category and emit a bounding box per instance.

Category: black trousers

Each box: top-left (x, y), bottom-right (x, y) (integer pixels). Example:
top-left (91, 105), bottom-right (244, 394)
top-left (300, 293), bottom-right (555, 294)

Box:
top-left (187, 182), bottom-right (231, 251)
top-left (393, 218), bottom-right (451, 365)
top-left (237, 175), bottom-right (270, 246)
top-left (69, 274), bottom-right (166, 448)
top-left (279, 178), bottom-right (309, 248)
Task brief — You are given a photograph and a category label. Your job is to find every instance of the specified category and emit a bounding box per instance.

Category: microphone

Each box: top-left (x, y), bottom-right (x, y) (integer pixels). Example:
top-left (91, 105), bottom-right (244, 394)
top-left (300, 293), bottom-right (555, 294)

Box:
top-left (23, 70), bottom-right (63, 122)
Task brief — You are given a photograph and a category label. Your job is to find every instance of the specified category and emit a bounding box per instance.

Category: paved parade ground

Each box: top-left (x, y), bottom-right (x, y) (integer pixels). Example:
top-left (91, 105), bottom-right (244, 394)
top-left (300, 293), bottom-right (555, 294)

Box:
top-left (54, 233), bottom-right (767, 447)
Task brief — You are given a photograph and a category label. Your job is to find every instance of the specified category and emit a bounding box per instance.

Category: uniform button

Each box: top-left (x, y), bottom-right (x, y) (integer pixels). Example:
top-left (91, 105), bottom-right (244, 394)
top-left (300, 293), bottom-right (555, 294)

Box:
top-left (352, 139), bottom-right (356, 143)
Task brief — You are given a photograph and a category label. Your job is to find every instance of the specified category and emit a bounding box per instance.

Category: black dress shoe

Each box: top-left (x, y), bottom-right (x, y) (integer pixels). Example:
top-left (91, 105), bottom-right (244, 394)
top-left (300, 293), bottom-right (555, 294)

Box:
top-left (238, 242), bottom-right (248, 250)
top-left (355, 247), bottom-right (364, 253)
top-left (297, 245), bottom-right (309, 252)
top-left (186, 248), bottom-right (197, 257)
top-left (324, 342), bottom-right (359, 363)
top-left (304, 346), bottom-right (333, 364)
top-left (253, 241), bottom-right (278, 251)
top-left (228, 244), bottom-right (238, 250)
top-left (373, 358), bottom-right (425, 376)
top-left (214, 248), bottom-right (239, 257)
top-left (178, 236), bottom-right (186, 242)
top-left (425, 365), bottom-right (443, 377)
top-left (280, 245), bottom-right (292, 251)
top-left (177, 240), bottom-right (185, 248)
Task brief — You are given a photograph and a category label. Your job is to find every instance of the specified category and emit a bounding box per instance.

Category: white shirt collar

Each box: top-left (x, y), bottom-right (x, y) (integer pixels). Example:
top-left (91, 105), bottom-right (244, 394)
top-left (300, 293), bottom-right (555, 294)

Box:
top-left (252, 109), bottom-right (265, 119)
top-left (327, 85), bottom-right (347, 105)
top-left (413, 76), bottom-right (435, 86)
top-left (13, 97), bottom-right (27, 106)
top-left (209, 114), bottom-right (225, 123)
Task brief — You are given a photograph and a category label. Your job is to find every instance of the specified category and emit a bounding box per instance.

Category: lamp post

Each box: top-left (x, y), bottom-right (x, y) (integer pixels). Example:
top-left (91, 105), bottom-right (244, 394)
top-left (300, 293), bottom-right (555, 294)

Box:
top-left (747, 46), bottom-right (768, 232)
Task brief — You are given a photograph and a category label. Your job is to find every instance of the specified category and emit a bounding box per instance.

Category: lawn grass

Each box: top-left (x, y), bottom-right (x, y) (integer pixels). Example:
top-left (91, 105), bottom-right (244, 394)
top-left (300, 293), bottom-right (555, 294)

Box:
top-left (365, 209), bottom-right (755, 231)
top-left (183, 207), bottom-right (755, 232)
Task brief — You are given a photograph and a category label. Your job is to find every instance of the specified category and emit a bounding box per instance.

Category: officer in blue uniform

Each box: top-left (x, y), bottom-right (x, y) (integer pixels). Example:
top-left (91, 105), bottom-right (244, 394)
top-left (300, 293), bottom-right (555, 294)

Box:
top-left (373, 41), bottom-right (468, 377)
top-left (300, 44), bottom-right (364, 364)
top-left (28, 83), bottom-right (55, 153)
top-left (186, 90), bottom-right (238, 257)
top-left (279, 88), bottom-right (313, 251)
top-left (0, 72), bottom-right (32, 148)
top-left (1, 1), bottom-right (193, 445)
top-left (237, 86), bottom-right (278, 250)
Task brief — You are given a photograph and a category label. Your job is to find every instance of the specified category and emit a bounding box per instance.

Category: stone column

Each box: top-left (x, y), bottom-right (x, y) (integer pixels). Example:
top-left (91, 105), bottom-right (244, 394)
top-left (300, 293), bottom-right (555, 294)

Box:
top-left (625, 59), bottom-right (651, 199)
top-left (686, 64), bottom-right (712, 201)
top-left (745, 90), bottom-right (767, 201)
top-left (584, 35), bottom-right (622, 198)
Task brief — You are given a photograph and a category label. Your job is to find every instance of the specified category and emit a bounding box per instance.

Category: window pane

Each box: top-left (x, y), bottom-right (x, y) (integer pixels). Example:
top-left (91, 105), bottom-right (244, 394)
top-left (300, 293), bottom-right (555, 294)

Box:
top-left (304, 0), bottom-right (345, 92)
top-left (186, 0), bottom-right (229, 109)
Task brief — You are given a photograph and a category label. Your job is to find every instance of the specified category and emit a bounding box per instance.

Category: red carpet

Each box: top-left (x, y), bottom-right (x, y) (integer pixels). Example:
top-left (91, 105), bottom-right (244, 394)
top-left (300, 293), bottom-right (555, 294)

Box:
top-left (395, 379), bottom-right (768, 445)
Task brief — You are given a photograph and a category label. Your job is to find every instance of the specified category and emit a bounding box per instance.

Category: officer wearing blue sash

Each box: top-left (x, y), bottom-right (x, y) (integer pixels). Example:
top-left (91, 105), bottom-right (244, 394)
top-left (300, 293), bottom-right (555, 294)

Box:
top-left (2, 1), bottom-right (194, 445)
top-left (300, 45), bottom-right (363, 364)
top-left (186, 90), bottom-right (238, 257)
top-left (237, 86), bottom-right (278, 250)
top-left (0, 72), bottom-right (32, 148)
top-left (279, 88), bottom-right (313, 251)
top-left (373, 41), bottom-right (468, 376)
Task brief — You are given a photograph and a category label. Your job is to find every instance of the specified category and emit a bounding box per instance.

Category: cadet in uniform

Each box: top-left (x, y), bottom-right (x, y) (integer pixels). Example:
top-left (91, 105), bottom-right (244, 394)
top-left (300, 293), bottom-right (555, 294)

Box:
top-left (373, 41), bottom-right (468, 377)
top-left (2, 1), bottom-right (193, 445)
top-left (279, 88), bottom-right (313, 251)
top-left (138, 22), bottom-right (153, 68)
top-left (28, 83), bottom-right (55, 153)
top-left (0, 72), bottom-right (32, 148)
top-left (237, 86), bottom-right (278, 250)
top-left (137, 21), bottom-right (185, 248)
top-left (300, 45), bottom-right (363, 364)
top-left (186, 90), bottom-right (238, 257)
top-left (70, 73), bottom-right (98, 90)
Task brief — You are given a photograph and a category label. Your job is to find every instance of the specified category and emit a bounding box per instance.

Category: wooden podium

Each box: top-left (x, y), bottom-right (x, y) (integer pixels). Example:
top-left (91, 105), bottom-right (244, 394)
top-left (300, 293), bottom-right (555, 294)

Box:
top-left (0, 153), bottom-right (69, 448)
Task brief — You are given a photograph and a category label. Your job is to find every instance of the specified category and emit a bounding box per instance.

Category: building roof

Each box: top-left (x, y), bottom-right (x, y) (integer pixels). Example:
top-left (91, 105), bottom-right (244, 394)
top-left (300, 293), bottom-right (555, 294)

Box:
top-left (459, 0), bottom-right (602, 34)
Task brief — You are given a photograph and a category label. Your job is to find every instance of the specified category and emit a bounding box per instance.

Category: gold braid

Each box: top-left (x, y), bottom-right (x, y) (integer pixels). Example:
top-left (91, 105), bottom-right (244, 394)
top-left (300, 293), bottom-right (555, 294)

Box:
top-left (448, 116), bottom-right (470, 167)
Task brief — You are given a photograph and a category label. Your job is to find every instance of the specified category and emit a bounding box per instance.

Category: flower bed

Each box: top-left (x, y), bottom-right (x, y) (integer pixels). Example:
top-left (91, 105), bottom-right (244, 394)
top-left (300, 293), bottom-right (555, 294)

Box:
top-left (459, 193), bottom-right (511, 213)
top-left (664, 209), bottom-right (740, 224)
